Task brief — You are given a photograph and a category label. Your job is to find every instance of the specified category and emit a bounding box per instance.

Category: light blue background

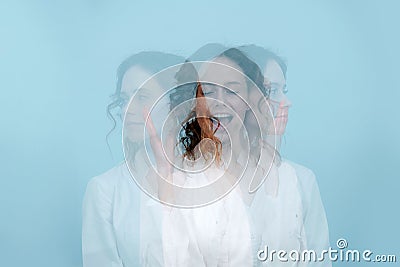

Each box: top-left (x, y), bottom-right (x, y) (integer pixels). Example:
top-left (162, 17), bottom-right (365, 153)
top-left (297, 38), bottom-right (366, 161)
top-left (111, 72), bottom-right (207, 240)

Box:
top-left (0, 1), bottom-right (399, 266)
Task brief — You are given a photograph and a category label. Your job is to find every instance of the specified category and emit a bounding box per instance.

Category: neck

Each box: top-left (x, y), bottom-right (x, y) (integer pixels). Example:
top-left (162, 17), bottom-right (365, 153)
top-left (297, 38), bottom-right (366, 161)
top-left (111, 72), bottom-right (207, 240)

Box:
top-left (220, 133), bottom-right (248, 166)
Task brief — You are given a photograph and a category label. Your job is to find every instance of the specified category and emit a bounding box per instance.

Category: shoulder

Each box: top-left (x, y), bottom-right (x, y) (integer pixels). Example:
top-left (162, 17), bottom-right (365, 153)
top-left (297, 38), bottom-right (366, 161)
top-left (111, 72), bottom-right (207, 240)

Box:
top-left (283, 159), bottom-right (318, 189)
top-left (282, 159), bottom-right (325, 214)
top-left (89, 162), bottom-right (129, 186)
top-left (84, 162), bottom-right (130, 201)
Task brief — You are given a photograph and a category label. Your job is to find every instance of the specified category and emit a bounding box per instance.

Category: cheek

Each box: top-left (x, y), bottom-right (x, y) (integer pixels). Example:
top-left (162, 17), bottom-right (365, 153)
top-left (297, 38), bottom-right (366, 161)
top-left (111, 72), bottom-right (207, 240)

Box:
top-left (232, 97), bottom-right (249, 118)
top-left (125, 126), bottom-right (144, 142)
top-left (249, 91), bottom-right (259, 107)
top-left (229, 102), bottom-right (249, 125)
top-left (127, 100), bottom-right (142, 112)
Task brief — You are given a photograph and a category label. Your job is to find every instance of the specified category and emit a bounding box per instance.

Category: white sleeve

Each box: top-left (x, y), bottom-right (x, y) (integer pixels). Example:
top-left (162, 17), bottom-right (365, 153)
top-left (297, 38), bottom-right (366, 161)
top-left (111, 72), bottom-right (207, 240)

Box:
top-left (82, 178), bottom-right (124, 267)
top-left (296, 166), bottom-right (332, 267)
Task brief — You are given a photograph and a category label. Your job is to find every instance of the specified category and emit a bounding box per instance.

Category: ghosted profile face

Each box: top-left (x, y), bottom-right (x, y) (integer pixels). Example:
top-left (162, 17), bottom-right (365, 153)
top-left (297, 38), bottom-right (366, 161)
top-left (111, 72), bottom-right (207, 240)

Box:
top-left (199, 57), bottom-right (249, 144)
top-left (264, 59), bottom-right (291, 135)
top-left (248, 59), bottom-right (290, 137)
top-left (121, 66), bottom-right (164, 142)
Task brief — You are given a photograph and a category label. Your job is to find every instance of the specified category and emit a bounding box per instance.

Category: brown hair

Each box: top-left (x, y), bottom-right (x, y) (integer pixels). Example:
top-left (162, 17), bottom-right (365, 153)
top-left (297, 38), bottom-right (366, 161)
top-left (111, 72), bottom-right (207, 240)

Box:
top-left (179, 82), bottom-right (222, 164)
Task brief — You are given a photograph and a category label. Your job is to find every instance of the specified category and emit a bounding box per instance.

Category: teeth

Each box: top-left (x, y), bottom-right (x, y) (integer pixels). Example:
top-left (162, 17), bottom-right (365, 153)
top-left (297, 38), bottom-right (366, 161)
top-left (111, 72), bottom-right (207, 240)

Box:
top-left (214, 113), bottom-right (232, 118)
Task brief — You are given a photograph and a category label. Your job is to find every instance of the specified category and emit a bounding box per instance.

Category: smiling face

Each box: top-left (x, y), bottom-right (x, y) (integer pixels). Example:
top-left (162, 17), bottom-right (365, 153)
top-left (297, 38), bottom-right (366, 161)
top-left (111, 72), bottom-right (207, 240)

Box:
top-left (264, 60), bottom-right (291, 122)
top-left (121, 65), bottom-right (164, 142)
top-left (198, 57), bottom-right (249, 145)
top-left (245, 58), bottom-right (291, 147)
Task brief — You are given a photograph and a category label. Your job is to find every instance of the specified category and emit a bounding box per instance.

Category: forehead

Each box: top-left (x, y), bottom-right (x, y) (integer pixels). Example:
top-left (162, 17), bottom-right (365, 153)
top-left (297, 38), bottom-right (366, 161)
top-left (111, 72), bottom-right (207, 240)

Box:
top-left (121, 65), bottom-right (163, 96)
top-left (264, 60), bottom-right (285, 85)
top-left (199, 56), bottom-right (246, 86)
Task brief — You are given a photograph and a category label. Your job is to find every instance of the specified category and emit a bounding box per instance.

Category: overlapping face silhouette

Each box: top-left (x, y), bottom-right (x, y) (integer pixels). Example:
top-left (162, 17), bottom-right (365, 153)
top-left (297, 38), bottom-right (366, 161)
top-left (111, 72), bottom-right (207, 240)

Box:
top-left (122, 59), bottom-right (276, 208)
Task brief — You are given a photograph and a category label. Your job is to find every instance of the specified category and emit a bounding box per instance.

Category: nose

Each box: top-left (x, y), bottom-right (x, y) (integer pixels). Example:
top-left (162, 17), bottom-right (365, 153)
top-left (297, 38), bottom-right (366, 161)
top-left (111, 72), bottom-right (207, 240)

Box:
top-left (205, 86), bottom-right (227, 110)
top-left (124, 101), bottom-right (147, 121)
top-left (280, 94), bottom-right (292, 108)
top-left (271, 89), bottom-right (291, 108)
top-left (214, 86), bottom-right (225, 101)
top-left (126, 103), bottom-right (139, 116)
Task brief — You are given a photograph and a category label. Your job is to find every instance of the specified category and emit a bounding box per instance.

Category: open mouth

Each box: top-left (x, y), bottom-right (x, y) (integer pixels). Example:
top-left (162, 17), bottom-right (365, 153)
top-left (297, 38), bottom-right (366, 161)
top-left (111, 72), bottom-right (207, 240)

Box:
top-left (212, 113), bottom-right (233, 129)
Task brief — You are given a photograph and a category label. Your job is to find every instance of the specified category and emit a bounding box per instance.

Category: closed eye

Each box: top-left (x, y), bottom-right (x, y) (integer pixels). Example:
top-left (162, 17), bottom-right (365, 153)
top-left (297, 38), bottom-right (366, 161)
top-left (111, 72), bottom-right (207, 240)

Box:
top-left (203, 91), bottom-right (214, 96)
top-left (226, 90), bottom-right (239, 95)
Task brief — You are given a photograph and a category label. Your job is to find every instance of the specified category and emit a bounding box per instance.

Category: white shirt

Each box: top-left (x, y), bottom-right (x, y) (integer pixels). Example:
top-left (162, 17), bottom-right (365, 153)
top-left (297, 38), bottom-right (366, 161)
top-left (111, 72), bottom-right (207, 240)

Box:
top-left (82, 160), bottom-right (331, 266)
top-left (159, 166), bottom-right (253, 266)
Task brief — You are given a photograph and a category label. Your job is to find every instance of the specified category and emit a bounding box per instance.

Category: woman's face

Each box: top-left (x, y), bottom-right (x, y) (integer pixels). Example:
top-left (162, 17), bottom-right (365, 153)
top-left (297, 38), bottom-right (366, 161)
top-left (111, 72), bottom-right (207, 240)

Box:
top-left (264, 59), bottom-right (290, 135)
top-left (248, 59), bottom-right (290, 137)
top-left (121, 66), bottom-right (164, 143)
top-left (199, 57), bottom-right (249, 144)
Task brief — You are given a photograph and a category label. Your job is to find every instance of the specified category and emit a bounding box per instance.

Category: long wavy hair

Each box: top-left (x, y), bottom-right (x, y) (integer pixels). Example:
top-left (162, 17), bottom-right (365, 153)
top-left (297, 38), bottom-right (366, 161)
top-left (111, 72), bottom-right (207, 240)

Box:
top-left (179, 82), bottom-right (223, 164)
top-left (238, 45), bottom-right (287, 79)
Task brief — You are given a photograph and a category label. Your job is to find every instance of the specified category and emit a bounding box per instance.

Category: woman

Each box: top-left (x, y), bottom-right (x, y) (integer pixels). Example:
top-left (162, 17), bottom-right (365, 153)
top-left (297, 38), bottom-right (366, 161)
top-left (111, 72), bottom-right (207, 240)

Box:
top-left (240, 44), bottom-right (332, 266)
top-left (144, 48), bottom-right (280, 266)
top-left (82, 51), bottom-right (184, 267)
